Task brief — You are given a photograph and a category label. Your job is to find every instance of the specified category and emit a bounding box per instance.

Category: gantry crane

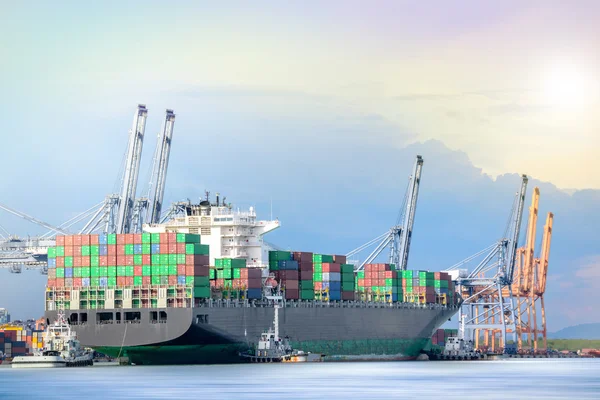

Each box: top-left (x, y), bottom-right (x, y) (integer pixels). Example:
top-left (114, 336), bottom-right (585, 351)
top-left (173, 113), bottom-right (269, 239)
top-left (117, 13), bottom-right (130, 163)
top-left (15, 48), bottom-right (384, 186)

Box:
top-left (346, 155), bottom-right (423, 270)
top-left (445, 175), bottom-right (528, 354)
top-left (507, 187), bottom-right (553, 353)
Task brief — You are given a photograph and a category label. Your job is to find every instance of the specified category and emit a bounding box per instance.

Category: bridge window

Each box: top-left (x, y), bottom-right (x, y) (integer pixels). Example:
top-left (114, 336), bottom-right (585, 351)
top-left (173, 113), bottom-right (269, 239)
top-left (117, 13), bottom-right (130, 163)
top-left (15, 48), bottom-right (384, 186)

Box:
top-left (97, 312), bottom-right (113, 324)
top-left (79, 313), bottom-right (87, 324)
top-left (69, 313), bottom-right (79, 324)
top-left (150, 311), bottom-right (158, 323)
top-left (159, 311), bottom-right (167, 323)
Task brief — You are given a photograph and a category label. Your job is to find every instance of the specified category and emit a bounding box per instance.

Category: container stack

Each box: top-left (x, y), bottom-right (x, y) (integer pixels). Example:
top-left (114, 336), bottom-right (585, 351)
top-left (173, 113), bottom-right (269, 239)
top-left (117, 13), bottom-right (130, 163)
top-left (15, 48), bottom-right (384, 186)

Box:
top-left (46, 233), bottom-right (211, 301)
top-left (340, 263), bottom-right (356, 300)
top-left (268, 251), bottom-right (299, 300)
top-left (357, 263), bottom-right (401, 302)
top-left (312, 254), bottom-right (332, 300)
top-left (293, 252), bottom-right (314, 300)
top-left (0, 328), bottom-right (44, 358)
top-left (212, 258), bottom-right (262, 299)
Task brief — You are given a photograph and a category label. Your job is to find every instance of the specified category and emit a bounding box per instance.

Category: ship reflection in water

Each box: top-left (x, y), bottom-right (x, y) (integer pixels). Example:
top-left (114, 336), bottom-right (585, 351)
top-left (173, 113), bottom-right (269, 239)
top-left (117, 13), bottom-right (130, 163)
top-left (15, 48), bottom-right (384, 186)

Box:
top-left (1, 359), bottom-right (598, 399)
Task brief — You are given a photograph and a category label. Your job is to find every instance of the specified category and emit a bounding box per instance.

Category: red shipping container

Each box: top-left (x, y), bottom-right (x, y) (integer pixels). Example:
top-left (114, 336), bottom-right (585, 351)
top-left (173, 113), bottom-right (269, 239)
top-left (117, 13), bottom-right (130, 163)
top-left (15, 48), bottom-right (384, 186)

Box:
top-left (64, 246), bottom-right (73, 256)
top-left (425, 293), bottom-right (436, 303)
top-left (284, 289), bottom-right (299, 300)
top-left (322, 263), bottom-right (340, 273)
top-left (168, 243), bottom-right (178, 254)
top-left (358, 278), bottom-right (364, 287)
top-left (47, 278), bottom-right (56, 287)
top-left (116, 245), bottom-right (126, 256)
top-left (117, 234), bottom-right (126, 245)
top-left (440, 272), bottom-right (450, 281)
top-left (333, 255), bottom-right (347, 264)
top-left (73, 246), bottom-right (82, 256)
top-left (134, 266), bottom-right (143, 276)
top-left (55, 278), bottom-right (65, 287)
top-left (240, 268), bottom-right (248, 278)
top-left (81, 257), bottom-right (90, 267)
top-left (133, 234), bottom-right (142, 244)
top-left (81, 235), bottom-right (90, 246)
top-left (99, 256), bottom-right (108, 266)
top-left (177, 265), bottom-right (186, 275)
top-left (364, 279), bottom-right (372, 287)
top-left (341, 292), bottom-right (355, 301)
top-left (300, 270), bottom-right (313, 280)
top-left (107, 255), bottom-right (117, 266)
top-left (125, 255), bottom-right (134, 266)
top-left (215, 278), bottom-right (224, 288)
top-left (73, 257), bottom-right (82, 267)
top-left (384, 271), bottom-right (393, 278)
top-left (247, 278), bottom-right (262, 288)
top-left (160, 233), bottom-right (169, 243)
top-left (186, 265), bottom-right (209, 276)
top-left (177, 243), bottom-right (186, 253)
top-left (281, 270), bottom-right (298, 280)
top-left (125, 234), bottom-right (134, 244)
top-left (73, 278), bottom-right (82, 288)
top-left (73, 235), bottom-right (81, 246)
top-left (167, 232), bottom-right (177, 243)
top-left (142, 276), bottom-right (151, 285)
top-left (56, 257), bottom-right (65, 267)
top-left (168, 276), bottom-right (177, 285)
top-left (249, 268), bottom-right (262, 279)
top-left (434, 272), bottom-right (441, 280)
top-left (186, 255), bottom-right (209, 266)
top-left (127, 276), bottom-right (134, 286)
top-left (90, 234), bottom-right (99, 245)
top-left (299, 262), bottom-right (314, 271)
top-left (292, 252), bottom-right (313, 262)
top-left (284, 280), bottom-right (299, 290)
top-left (56, 236), bottom-right (65, 246)
top-left (314, 282), bottom-right (322, 290)
top-left (65, 235), bottom-right (74, 246)
top-left (142, 255), bottom-right (151, 265)
top-left (117, 255), bottom-right (127, 265)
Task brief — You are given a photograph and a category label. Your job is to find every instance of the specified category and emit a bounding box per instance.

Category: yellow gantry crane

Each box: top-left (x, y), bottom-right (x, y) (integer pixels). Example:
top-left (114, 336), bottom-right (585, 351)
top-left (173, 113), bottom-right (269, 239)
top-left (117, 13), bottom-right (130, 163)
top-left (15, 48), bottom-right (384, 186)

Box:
top-left (506, 187), bottom-right (553, 353)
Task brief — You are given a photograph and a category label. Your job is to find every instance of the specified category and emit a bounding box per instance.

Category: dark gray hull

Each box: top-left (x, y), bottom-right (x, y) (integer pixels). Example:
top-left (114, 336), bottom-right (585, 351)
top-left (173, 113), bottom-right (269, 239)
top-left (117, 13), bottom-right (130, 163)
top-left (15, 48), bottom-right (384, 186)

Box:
top-left (47, 302), bottom-right (458, 364)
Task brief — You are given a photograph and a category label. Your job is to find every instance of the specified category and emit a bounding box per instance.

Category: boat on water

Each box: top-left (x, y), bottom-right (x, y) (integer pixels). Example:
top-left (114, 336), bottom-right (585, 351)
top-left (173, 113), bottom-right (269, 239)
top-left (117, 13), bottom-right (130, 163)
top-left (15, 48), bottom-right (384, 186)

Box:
top-left (239, 296), bottom-right (322, 363)
top-left (12, 310), bottom-right (93, 368)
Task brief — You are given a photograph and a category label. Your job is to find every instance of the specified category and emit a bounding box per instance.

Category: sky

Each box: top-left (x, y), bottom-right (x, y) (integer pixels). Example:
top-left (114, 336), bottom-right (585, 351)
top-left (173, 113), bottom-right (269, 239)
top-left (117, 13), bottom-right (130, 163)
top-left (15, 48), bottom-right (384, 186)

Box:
top-left (0, 1), bottom-right (599, 329)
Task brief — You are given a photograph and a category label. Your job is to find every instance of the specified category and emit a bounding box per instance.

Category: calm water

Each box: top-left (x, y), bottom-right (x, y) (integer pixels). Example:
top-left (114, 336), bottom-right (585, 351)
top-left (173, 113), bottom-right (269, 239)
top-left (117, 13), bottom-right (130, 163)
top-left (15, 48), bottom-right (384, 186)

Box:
top-left (0, 359), bottom-right (598, 399)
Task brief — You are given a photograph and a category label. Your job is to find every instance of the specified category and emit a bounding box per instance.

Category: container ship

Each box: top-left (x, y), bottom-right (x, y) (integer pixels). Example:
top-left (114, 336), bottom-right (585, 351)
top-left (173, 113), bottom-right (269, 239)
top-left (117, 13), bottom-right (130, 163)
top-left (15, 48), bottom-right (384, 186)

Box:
top-left (44, 198), bottom-right (459, 365)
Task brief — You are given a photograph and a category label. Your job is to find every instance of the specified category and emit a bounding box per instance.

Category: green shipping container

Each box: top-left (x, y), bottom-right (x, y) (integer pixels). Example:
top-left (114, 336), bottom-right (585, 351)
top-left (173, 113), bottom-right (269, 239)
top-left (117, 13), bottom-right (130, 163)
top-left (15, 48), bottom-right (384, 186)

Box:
top-left (64, 257), bottom-right (73, 267)
top-left (142, 244), bottom-right (151, 255)
top-left (168, 254), bottom-right (178, 265)
top-left (159, 265), bottom-right (168, 276)
top-left (160, 276), bottom-right (169, 285)
top-left (168, 265), bottom-right (178, 275)
top-left (405, 286), bottom-right (413, 293)
top-left (99, 267), bottom-right (108, 276)
top-left (188, 276), bottom-right (210, 287)
top-left (313, 263), bottom-right (323, 273)
top-left (177, 233), bottom-right (201, 243)
top-left (186, 243), bottom-right (209, 255)
top-left (209, 268), bottom-right (216, 279)
top-left (269, 260), bottom-right (279, 271)
top-left (233, 269), bottom-right (241, 279)
top-left (90, 267), bottom-right (99, 277)
top-left (81, 267), bottom-right (90, 277)
top-left (117, 266), bottom-right (126, 276)
top-left (108, 277), bottom-right (117, 287)
top-left (90, 245), bottom-right (99, 256)
top-left (73, 268), bottom-right (82, 278)
top-left (56, 246), bottom-right (65, 257)
top-left (91, 277), bottom-right (100, 286)
top-left (151, 265), bottom-right (160, 276)
top-left (107, 234), bottom-right (117, 245)
top-left (90, 256), bottom-right (99, 267)
top-left (81, 246), bottom-right (90, 256)
top-left (152, 276), bottom-right (161, 285)
top-left (56, 268), bottom-right (65, 278)
top-left (151, 233), bottom-right (161, 243)
top-left (134, 255), bottom-right (143, 265)
top-left (223, 269), bottom-right (232, 279)
top-left (341, 264), bottom-right (355, 274)
top-left (300, 280), bottom-right (314, 290)
top-left (177, 254), bottom-right (186, 264)
top-left (107, 266), bottom-right (116, 277)
top-left (193, 287), bottom-right (210, 298)
top-left (134, 276), bottom-right (143, 286)
top-left (300, 290), bottom-right (315, 300)
top-left (269, 251), bottom-right (292, 261)
top-left (142, 265), bottom-right (151, 276)
top-left (313, 272), bottom-right (323, 281)
top-left (151, 254), bottom-right (161, 265)
top-left (313, 254), bottom-right (334, 263)
top-left (216, 270), bottom-right (224, 279)
top-left (342, 273), bottom-right (355, 283)
top-left (142, 233), bottom-right (151, 243)
top-left (160, 254), bottom-right (169, 265)
top-left (356, 270), bottom-right (365, 279)
top-left (385, 278), bottom-right (393, 286)
top-left (47, 247), bottom-right (56, 258)
top-left (342, 281), bottom-right (354, 291)
top-left (215, 258), bottom-right (223, 268)
top-left (125, 244), bottom-right (134, 255)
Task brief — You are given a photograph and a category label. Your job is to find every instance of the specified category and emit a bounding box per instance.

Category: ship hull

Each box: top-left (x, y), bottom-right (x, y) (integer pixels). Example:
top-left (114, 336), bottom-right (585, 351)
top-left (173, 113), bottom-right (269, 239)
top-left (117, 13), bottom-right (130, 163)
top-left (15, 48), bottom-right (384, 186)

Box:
top-left (48, 304), bottom-right (457, 365)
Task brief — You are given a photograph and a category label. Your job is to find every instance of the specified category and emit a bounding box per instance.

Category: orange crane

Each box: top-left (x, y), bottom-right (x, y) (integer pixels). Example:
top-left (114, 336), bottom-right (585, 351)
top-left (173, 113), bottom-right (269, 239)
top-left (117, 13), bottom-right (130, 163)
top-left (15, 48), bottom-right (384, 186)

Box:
top-left (506, 187), bottom-right (553, 353)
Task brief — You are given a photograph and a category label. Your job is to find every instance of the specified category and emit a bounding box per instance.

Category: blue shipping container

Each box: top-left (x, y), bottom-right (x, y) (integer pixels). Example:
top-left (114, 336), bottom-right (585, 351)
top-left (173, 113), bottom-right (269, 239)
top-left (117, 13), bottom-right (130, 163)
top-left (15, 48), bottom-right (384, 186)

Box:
top-left (47, 259), bottom-right (56, 268)
top-left (99, 245), bottom-right (108, 256)
top-left (151, 244), bottom-right (160, 254)
top-left (247, 288), bottom-right (262, 299)
top-left (134, 244), bottom-right (143, 254)
top-left (329, 292), bottom-right (341, 300)
top-left (65, 268), bottom-right (73, 278)
top-left (82, 278), bottom-right (90, 287)
top-left (177, 276), bottom-right (186, 285)
top-left (99, 277), bottom-right (108, 286)
top-left (99, 234), bottom-right (108, 245)
top-left (278, 260), bottom-right (299, 270)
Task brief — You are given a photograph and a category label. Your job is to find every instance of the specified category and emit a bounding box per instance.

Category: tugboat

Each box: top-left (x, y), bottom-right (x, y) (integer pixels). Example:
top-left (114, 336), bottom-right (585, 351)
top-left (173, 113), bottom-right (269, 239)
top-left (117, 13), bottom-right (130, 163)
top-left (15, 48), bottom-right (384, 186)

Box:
top-left (239, 296), bottom-right (322, 363)
top-left (12, 310), bottom-right (93, 368)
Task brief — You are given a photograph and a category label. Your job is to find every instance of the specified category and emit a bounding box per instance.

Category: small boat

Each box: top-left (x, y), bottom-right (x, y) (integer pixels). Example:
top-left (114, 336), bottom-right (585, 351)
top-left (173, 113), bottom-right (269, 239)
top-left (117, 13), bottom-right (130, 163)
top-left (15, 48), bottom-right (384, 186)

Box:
top-left (239, 296), bottom-right (322, 363)
top-left (12, 310), bottom-right (93, 368)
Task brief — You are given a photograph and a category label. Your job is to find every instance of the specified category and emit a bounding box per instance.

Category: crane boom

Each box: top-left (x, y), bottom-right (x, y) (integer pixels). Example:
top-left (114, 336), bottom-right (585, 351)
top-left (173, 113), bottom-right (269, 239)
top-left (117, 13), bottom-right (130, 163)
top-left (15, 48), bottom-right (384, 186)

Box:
top-left (0, 203), bottom-right (69, 235)
top-left (148, 109), bottom-right (176, 224)
top-left (537, 212), bottom-right (553, 294)
top-left (523, 188), bottom-right (539, 292)
top-left (505, 175), bottom-right (528, 285)
top-left (398, 155), bottom-right (423, 270)
top-left (116, 104), bottom-right (148, 234)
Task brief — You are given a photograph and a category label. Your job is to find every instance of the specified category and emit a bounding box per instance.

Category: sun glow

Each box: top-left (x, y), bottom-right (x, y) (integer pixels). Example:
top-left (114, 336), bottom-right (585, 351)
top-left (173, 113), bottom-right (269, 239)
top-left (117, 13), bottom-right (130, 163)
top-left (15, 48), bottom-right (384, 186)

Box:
top-left (542, 63), bottom-right (592, 109)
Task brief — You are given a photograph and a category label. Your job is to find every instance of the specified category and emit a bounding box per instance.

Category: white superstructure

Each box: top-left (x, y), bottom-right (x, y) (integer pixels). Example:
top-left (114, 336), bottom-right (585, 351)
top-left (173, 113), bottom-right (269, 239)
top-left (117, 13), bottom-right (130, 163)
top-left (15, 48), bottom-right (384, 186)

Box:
top-left (143, 194), bottom-right (280, 268)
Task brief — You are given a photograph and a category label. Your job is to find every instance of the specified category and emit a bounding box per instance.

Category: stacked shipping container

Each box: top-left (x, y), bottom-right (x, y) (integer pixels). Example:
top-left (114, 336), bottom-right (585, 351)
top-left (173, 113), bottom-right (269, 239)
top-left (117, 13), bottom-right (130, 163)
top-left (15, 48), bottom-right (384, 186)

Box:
top-left (46, 233), bottom-right (211, 307)
top-left (211, 258), bottom-right (262, 299)
top-left (0, 328), bottom-right (44, 358)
